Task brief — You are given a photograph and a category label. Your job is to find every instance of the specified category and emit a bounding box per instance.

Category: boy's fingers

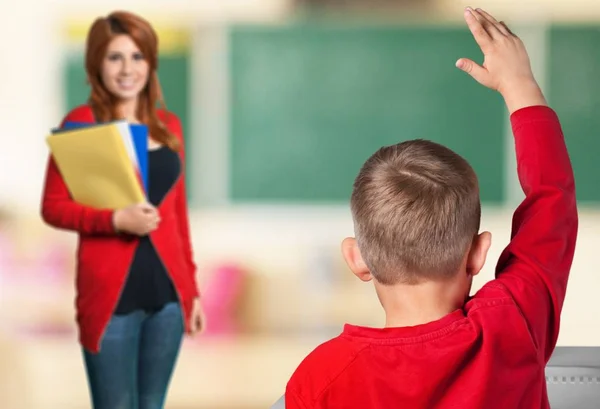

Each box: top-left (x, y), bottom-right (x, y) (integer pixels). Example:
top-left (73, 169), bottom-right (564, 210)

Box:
top-left (476, 8), bottom-right (511, 37)
top-left (464, 8), bottom-right (492, 49)
top-left (500, 21), bottom-right (517, 37)
top-left (475, 8), bottom-right (500, 25)
top-left (472, 8), bottom-right (504, 39)
top-left (456, 58), bottom-right (490, 86)
top-left (495, 21), bottom-right (511, 37)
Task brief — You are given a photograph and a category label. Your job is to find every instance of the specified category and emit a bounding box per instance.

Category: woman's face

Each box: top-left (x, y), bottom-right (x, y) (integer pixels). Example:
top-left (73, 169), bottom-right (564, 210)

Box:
top-left (100, 34), bottom-right (149, 102)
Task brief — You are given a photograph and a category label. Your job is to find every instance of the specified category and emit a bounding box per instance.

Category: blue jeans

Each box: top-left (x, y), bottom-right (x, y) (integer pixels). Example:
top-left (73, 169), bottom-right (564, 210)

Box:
top-left (82, 302), bottom-right (184, 409)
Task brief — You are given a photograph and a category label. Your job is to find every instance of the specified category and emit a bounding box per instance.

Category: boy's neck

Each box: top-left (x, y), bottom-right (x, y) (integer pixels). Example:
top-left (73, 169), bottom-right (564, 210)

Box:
top-left (375, 278), bottom-right (467, 328)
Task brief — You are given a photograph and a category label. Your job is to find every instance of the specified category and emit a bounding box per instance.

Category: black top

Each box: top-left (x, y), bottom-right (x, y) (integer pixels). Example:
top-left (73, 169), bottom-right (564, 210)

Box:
top-left (115, 146), bottom-right (181, 315)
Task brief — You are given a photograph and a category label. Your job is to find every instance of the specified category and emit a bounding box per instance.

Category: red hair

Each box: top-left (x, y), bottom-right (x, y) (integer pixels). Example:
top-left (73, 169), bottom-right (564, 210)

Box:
top-left (84, 10), bottom-right (179, 151)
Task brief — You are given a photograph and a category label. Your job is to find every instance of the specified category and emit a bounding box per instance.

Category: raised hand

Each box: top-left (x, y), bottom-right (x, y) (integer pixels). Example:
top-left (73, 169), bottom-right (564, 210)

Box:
top-left (456, 7), bottom-right (547, 114)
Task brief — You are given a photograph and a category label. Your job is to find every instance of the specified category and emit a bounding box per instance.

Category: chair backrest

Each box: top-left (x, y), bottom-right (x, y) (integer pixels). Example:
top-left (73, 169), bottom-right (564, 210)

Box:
top-left (546, 347), bottom-right (600, 409)
top-left (271, 394), bottom-right (285, 409)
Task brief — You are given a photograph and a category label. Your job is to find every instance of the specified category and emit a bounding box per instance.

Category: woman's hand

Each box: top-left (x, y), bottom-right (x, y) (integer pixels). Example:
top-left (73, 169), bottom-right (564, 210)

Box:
top-left (190, 297), bottom-right (205, 336)
top-left (112, 202), bottom-right (160, 236)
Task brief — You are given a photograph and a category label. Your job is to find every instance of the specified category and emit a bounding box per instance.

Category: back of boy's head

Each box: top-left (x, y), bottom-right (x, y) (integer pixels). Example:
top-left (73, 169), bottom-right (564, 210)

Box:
top-left (351, 139), bottom-right (481, 285)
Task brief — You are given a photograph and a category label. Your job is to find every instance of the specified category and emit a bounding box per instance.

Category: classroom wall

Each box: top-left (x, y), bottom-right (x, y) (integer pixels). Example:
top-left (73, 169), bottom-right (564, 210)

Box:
top-left (0, 1), bottom-right (599, 408)
top-left (438, 0), bottom-right (600, 21)
top-left (2, 0), bottom-right (600, 210)
top-left (1, 0), bottom-right (599, 335)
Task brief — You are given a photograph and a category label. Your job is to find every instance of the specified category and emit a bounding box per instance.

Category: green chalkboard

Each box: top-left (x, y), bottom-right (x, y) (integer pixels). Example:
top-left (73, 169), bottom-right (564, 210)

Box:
top-left (548, 25), bottom-right (600, 203)
top-left (229, 23), bottom-right (506, 204)
top-left (63, 51), bottom-right (193, 199)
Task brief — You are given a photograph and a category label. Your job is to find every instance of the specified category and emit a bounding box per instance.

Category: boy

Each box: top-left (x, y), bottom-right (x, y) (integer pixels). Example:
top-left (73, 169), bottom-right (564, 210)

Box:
top-left (285, 7), bottom-right (578, 409)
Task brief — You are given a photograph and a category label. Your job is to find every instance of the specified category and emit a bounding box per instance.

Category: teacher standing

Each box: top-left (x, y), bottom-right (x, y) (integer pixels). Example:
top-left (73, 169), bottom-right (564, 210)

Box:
top-left (41, 10), bottom-right (203, 409)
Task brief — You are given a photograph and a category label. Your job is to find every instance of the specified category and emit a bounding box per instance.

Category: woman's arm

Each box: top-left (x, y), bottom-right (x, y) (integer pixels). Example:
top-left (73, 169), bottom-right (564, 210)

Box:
top-left (40, 106), bottom-right (118, 235)
top-left (171, 114), bottom-right (200, 298)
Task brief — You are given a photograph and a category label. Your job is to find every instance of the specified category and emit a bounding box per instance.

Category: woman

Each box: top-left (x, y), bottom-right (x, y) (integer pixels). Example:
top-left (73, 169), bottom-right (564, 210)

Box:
top-left (41, 11), bottom-right (203, 409)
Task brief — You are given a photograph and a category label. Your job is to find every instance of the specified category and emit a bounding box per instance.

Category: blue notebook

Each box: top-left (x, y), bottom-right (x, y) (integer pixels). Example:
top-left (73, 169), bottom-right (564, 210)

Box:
top-left (61, 121), bottom-right (149, 192)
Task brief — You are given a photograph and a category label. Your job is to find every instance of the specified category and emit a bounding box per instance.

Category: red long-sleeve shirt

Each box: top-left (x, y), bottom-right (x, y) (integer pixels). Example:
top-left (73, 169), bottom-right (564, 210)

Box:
top-left (286, 105), bottom-right (578, 409)
top-left (40, 105), bottom-right (200, 353)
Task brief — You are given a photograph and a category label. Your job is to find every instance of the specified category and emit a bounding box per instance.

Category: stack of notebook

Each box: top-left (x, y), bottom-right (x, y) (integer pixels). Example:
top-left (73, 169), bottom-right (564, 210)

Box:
top-left (46, 120), bottom-right (149, 209)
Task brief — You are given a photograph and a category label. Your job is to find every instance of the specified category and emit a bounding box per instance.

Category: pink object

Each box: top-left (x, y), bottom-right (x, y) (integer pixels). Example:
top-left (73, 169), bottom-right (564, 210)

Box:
top-left (199, 263), bottom-right (246, 337)
top-left (36, 242), bottom-right (69, 286)
top-left (0, 232), bottom-right (16, 285)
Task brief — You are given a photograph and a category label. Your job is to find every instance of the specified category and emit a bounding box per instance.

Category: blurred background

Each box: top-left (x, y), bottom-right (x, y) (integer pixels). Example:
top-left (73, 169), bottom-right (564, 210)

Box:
top-left (1, 0), bottom-right (599, 408)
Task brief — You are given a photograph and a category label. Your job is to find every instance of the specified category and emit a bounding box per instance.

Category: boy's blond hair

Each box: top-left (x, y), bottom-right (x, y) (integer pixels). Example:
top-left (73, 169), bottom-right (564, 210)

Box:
top-left (350, 139), bottom-right (481, 285)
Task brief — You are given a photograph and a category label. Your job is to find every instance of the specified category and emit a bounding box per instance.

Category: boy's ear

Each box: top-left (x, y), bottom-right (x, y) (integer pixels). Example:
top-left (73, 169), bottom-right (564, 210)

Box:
top-left (341, 237), bottom-right (372, 282)
top-left (466, 231), bottom-right (492, 277)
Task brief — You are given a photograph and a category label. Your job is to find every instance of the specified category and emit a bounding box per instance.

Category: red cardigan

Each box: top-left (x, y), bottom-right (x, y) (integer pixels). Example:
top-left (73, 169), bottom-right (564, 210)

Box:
top-left (41, 105), bottom-right (200, 353)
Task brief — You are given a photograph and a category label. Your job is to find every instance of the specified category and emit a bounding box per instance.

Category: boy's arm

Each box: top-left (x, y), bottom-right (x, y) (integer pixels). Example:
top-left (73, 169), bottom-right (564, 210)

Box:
top-left (494, 105), bottom-right (577, 362)
top-left (458, 8), bottom-right (578, 362)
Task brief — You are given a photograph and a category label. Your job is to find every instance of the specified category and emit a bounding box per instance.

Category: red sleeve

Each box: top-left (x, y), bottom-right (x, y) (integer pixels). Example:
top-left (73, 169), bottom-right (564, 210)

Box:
top-left (170, 114), bottom-right (200, 298)
top-left (488, 105), bottom-right (578, 362)
top-left (40, 106), bottom-right (117, 235)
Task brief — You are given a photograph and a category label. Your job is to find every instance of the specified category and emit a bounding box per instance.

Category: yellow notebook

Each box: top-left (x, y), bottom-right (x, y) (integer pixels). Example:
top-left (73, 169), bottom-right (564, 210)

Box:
top-left (46, 122), bottom-right (146, 209)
